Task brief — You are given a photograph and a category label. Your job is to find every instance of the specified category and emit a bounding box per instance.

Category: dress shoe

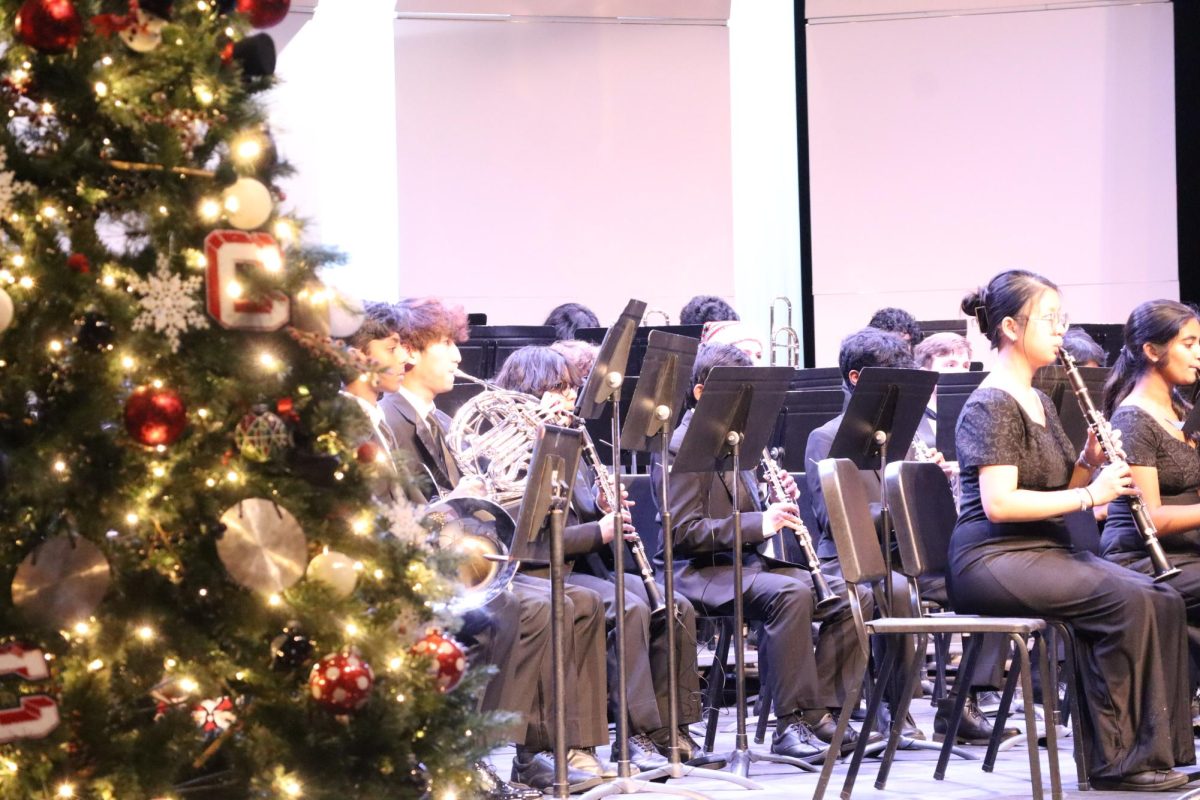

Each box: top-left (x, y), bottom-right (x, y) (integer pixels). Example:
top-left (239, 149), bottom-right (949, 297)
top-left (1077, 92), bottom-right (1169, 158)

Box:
top-left (770, 721), bottom-right (826, 760)
top-left (474, 760), bottom-right (542, 800)
top-left (1091, 769), bottom-right (1190, 792)
top-left (613, 734), bottom-right (669, 772)
top-left (806, 711), bottom-right (883, 755)
top-left (568, 747), bottom-right (621, 779)
top-left (933, 694), bottom-right (1019, 746)
top-left (898, 711), bottom-right (926, 741)
top-left (1192, 689), bottom-right (1200, 734)
top-left (511, 749), bottom-right (601, 792)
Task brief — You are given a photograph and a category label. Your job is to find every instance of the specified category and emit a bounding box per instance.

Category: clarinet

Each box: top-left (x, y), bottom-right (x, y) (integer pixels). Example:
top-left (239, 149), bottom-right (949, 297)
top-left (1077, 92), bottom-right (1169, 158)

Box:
top-left (577, 426), bottom-right (668, 618)
top-left (760, 448), bottom-right (839, 609)
top-left (1059, 350), bottom-right (1180, 581)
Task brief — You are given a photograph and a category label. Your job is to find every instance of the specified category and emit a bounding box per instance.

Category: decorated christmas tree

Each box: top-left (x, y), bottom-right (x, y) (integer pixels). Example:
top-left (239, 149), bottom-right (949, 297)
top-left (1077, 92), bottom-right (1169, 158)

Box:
top-left (0, 1), bottom-right (499, 797)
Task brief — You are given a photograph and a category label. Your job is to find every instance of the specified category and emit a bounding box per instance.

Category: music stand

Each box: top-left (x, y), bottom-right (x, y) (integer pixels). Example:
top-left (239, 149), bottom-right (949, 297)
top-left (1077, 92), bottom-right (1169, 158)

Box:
top-left (933, 372), bottom-right (986, 459)
top-left (1034, 364), bottom-right (1110, 451)
top-left (510, 424), bottom-right (583, 799)
top-left (620, 333), bottom-right (750, 791)
top-left (672, 365), bottom-right (809, 781)
top-left (827, 367), bottom-right (937, 610)
top-left (1183, 398), bottom-right (1200, 441)
top-left (578, 299), bottom-right (697, 799)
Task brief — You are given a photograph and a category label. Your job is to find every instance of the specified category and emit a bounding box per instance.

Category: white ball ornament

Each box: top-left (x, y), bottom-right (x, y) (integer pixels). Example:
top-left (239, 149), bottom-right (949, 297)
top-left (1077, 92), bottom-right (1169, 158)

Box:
top-left (119, 9), bottom-right (166, 53)
top-left (306, 550), bottom-right (357, 599)
top-left (222, 177), bottom-right (273, 230)
top-left (0, 288), bottom-right (13, 332)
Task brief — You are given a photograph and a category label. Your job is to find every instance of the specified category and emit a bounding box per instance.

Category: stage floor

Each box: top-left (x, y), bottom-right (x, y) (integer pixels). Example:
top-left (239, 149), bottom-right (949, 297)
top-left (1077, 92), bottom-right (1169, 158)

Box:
top-left (487, 695), bottom-right (1200, 799)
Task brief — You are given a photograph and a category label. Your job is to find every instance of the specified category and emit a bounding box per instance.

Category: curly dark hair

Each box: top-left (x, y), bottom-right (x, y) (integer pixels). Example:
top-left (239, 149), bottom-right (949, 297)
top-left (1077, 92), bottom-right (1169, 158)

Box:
top-left (543, 302), bottom-right (600, 341)
top-left (867, 307), bottom-right (922, 344)
top-left (680, 295), bottom-right (739, 326)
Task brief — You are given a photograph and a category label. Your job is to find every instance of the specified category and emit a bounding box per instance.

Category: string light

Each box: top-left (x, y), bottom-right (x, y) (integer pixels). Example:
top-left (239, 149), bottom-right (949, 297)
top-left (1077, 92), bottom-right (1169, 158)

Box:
top-left (165, 658), bottom-right (178, 669)
top-left (152, 465), bottom-right (166, 478)
top-left (53, 460), bottom-right (66, 473)
top-left (40, 204), bottom-right (57, 219)
top-left (267, 594), bottom-right (282, 607)
top-left (226, 470), bottom-right (240, 483)
top-left (205, 477), bottom-right (217, 488)
top-left (194, 85), bottom-right (215, 105)
top-left (94, 81), bottom-right (108, 98)
top-left (279, 776), bottom-right (303, 798)
top-left (87, 658), bottom-right (104, 672)
top-left (102, 274), bottom-right (117, 288)
top-left (178, 677), bottom-right (199, 694)
top-left (197, 408), bottom-right (210, 419)
top-left (344, 621), bottom-right (360, 637)
top-left (18, 276), bottom-right (33, 289)
top-left (198, 198), bottom-right (221, 221)
top-left (232, 132), bottom-right (265, 165)
top-left (121, 355), bottom-right (136, 370)
top-left (152, 379), bottom-right (164, 389)
top-left (40, 102), bottom-right (54, 115)
top-left (273, 219), bottom-right (297, 243)
top-left (136, 625), bottom-right (156, 642)
top-left (351, 517), bottom-right (371, 536)
top-left (258, 351), bottom-right (280, 371)
top-left (259, 246), bottom-right (283, 273)
top-left (226, 279), bottom-right (243, 299)
top-left (73, 621), bottom-right (92, 637)
top-left (56, 783), bottom-right (75, 798)
top-left (48, 340), bottom-right (63, 353)
top-left (11, 254), bottom-right (24, 267)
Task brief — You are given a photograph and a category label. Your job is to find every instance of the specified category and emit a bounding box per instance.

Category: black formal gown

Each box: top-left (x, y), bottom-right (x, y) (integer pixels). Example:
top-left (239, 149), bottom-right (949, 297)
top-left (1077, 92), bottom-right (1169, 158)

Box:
top-left (948, 388), bottom-right (1193, 779)
top-left (1103, 405), bottom-right (1200, 681)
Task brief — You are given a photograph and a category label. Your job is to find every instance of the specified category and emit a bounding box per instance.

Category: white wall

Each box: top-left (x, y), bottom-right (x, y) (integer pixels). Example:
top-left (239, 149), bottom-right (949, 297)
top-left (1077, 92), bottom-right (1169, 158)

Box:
top-left (806, 0), bottom-right (1178, 366)
top-left (390, 4), bottom-right (734, 326)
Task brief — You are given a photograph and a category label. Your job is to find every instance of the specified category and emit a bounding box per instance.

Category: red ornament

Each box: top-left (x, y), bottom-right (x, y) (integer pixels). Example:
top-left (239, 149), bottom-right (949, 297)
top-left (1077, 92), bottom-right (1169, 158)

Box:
top-left (410, 630), bottom-right (466, 693)
top-left (14, 0), bottom-right (83, 54)
top-left (236, 0), bottom-right (289, 28)
top-left (124, 385), bottom-right (187, 446)
top-left (356, 441), bottom-right (380, 464)
top-left (308, 650), bottom-right (373, 713)
top-left (66, 253), bottom-right (89, 274)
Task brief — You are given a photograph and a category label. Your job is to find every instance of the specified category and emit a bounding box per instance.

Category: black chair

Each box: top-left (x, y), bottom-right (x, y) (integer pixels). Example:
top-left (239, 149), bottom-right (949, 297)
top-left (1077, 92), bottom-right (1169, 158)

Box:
top-left (814, 458), bottom-right (1062, 800)
top-left (887, 460), bottom-right (1090, 790)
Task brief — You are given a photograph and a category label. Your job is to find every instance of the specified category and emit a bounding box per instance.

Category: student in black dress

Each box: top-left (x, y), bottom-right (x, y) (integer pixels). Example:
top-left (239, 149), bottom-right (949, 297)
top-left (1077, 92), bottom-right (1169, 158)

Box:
top-left (950, 271), bottom-right (1193, 792)
top-left (1100, 300), bottom-right (1200, 688)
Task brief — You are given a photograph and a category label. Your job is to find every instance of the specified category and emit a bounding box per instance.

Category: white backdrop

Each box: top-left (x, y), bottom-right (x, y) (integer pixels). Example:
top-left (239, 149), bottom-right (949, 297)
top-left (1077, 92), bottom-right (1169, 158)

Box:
top-left (806, 0), bottom-right (1178, 366)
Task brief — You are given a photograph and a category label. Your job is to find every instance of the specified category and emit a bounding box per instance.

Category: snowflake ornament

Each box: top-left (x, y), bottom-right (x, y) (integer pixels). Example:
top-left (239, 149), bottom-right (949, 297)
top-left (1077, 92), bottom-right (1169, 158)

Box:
top-left (383, 498), bottom-right (429, 548)
top-left (0, 147), bottom-right (31, 220)
top-left (128, 252), bottom-right (209, 352)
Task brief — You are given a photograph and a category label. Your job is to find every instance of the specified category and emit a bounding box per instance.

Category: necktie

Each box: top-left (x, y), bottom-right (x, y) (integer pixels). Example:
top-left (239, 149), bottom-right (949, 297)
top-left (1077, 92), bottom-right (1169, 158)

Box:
top-left (426, 411), bottom-right (461, 487)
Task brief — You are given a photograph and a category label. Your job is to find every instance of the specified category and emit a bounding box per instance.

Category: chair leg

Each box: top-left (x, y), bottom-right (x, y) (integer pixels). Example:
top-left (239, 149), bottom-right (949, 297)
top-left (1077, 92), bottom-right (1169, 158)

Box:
top-left (814, 669), bottom-right (867, 800)
top-left (1014, 633), bottom-right (1046, 800)
top-left (1035, 630), bottom-right (1063, 800)
top-left (754, 623), bottom-right (772, 744)
top-left (845, 636), bottom-right (897, 796)
top-left (983, 640), bottom-right (1023, 772)
top-left (703, 619), bottom-right (732, 753)
top-left (875, 633), bottom-right (925, 790)
top-left (933, 633), bottom-right (984, 780)
top-left (1054, 622), bottom-right (1090, 791)
top-left (934, 632), bottom-right (950, 703)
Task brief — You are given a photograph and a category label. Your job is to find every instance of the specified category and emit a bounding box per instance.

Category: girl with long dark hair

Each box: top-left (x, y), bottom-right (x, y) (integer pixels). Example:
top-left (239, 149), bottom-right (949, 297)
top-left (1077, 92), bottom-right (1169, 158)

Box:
top-left (949, 271), bottom-right (1193, 792)
top-left (1100, 300), bottom-right (1200, 701)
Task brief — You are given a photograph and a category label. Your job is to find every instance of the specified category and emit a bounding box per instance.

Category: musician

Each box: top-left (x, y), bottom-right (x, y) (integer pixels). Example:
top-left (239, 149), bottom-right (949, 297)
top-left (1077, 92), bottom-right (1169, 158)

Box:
top-left (951, 271), bottom-right (1192, 792)
top-left (544, 303), bottom-right (600, 342)
top-left (493, 346), bottom-right (705, 768)
top-left (339, 302), bottom-right (541, 799)
top-left (650, 343), bottom-right (877, 759)
top-left (867, 306), bottom-right (922, 350)
top-left (377, 298), bottom-right (612, 791)
top-left (550, 339), bottom-right (599, 381)
top-left (1099, 300), bottom-right (1200, 700)
top-left (913, 332), bottom-right (970, 493)
top-left (679, 295), bottom-right (738, 326)
top-left (804, 328), bottom-right (1013, 745)
top-left (1063, 326), bottom-right (1107, 368)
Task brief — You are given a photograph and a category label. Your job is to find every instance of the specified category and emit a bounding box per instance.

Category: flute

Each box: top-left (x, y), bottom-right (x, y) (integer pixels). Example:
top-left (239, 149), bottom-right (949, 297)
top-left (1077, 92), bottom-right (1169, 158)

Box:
top-left (1059, 350), bottom-right (1179, 581)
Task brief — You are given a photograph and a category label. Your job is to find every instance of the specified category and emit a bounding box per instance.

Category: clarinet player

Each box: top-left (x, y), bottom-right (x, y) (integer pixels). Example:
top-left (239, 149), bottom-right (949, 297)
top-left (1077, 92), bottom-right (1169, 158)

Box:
top-left (950, 270), bottom-right (1193, 792)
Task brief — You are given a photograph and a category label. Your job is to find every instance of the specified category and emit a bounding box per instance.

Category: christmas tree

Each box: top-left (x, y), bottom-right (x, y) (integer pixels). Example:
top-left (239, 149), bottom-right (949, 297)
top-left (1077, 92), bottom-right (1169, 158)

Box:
top-left (0, 1), bottom-right (500, 797)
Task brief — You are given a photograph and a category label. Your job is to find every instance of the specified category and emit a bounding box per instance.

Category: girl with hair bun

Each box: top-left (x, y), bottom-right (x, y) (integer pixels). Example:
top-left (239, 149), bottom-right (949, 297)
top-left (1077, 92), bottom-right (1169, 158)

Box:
top-left (1099, 300), bottom-right (1200, 704)
top-left (950, 271), bottom-right (1193, 792)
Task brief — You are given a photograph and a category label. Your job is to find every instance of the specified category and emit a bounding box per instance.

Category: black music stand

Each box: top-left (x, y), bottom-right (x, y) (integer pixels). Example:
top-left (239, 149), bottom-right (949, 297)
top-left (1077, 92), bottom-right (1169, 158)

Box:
top-left (1034, 364), bottom-right (1110, 451)
top-left (622, 332), bottom-right (748, 791)
top-left (828, 367), bottom-right (936, 610)
top-left (578, 300), bottom-right (700, 800)
top-left (933, 372), bottom-right (986, 459)
top-left (511, 425), bottom-right (583, 799)
top-left (1183, 399), bottom-right (1200, 441)
top-left (672, 365), bottom-right (806, 782)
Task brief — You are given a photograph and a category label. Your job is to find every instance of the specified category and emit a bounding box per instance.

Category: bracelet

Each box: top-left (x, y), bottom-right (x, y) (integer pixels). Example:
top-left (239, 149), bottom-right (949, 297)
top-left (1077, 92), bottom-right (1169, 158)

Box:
top-left (1075, 487), bottom-right (1092, 512)
top-left (1082, 486), bottom-right (1095, 509)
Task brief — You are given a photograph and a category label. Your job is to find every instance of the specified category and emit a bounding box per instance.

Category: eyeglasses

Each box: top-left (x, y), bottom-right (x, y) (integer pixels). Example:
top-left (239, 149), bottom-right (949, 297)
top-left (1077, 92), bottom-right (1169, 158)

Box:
top-left (1015, 312), bottom-right (1070, 330)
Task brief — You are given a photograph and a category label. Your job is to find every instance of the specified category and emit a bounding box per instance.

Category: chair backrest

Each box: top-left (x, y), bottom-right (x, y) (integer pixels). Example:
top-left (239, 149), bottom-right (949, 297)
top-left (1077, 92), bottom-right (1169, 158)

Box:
top-left (626, 474), bottom-right (663, 557)
top-left (817, 457), bottom-right (888, 586)
top-left (884, 460), bottom-right (956, 579)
